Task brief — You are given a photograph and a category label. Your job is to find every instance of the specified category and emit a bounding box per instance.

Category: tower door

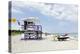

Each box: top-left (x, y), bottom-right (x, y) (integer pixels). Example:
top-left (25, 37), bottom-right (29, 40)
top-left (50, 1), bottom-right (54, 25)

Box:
top-left (24, 21), bottom-right (27, 30)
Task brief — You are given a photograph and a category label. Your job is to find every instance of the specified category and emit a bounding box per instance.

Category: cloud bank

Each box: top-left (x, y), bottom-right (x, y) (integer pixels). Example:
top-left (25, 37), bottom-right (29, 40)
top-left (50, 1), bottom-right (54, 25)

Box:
top-left (12, 1), bottom-right (78, 22)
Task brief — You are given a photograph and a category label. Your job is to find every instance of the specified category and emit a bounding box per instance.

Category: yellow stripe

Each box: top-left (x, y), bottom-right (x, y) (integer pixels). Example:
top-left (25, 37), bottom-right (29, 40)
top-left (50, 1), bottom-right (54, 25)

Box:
top-left (9, 18), bottom-right (16, 23)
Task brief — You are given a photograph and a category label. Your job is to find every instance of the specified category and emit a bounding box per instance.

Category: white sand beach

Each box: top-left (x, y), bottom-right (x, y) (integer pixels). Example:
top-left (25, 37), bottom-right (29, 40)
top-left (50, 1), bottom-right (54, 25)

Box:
top-left (11, 34), bottom-right (78, 53)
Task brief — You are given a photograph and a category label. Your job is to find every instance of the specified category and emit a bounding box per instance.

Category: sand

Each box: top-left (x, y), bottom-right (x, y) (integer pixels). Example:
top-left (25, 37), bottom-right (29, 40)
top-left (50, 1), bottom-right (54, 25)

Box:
top-left (11, 34), bottom-right (78, 53)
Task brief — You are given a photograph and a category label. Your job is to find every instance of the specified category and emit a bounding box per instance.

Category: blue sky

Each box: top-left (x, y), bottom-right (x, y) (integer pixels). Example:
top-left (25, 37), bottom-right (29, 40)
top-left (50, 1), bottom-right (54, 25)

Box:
top-left (11, 1), bottom-right (78, 33)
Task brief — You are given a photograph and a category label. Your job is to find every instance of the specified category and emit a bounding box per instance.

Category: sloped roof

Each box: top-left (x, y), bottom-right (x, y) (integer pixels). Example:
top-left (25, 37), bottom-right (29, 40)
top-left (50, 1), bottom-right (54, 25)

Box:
top-left (22, 17), bottom-right (40, 23)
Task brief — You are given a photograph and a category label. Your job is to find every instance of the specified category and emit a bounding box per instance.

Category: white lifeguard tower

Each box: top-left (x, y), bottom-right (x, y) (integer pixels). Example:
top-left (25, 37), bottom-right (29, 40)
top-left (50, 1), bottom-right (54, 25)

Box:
top-left (18, 17), bottom-right (42, 40)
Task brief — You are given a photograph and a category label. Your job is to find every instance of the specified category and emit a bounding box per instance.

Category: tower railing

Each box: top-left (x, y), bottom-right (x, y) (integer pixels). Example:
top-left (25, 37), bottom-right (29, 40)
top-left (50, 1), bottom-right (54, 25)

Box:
top-left (24, 25), bottom-right (42, 32)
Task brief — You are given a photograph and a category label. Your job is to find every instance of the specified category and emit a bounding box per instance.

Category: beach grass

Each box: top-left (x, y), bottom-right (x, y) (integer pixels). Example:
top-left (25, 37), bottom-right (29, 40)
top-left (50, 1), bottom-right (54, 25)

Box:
top-left (9, 30), bottom-right (24, 36)
top-left (11, 32), bottom-right (23, 36)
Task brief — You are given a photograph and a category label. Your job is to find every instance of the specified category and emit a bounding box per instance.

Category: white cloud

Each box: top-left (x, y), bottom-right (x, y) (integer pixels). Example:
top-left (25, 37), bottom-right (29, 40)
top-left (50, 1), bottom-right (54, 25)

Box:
top-left (12, 1), bottom-right (78, 22)
top-left (39, 3), bottom-right (78, 22)
top-left (12, 8), bottom-right (23, 14)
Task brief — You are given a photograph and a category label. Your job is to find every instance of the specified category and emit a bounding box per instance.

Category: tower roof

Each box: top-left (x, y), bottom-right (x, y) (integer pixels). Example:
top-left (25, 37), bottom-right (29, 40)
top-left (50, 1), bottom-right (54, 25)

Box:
top-left (22, 17), bottom-right (40, 23)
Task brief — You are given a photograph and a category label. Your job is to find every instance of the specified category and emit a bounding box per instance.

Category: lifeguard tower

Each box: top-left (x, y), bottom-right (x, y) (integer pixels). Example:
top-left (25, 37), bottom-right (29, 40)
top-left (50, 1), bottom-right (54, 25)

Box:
top-left (20, 17), bottom-right (42, 40)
